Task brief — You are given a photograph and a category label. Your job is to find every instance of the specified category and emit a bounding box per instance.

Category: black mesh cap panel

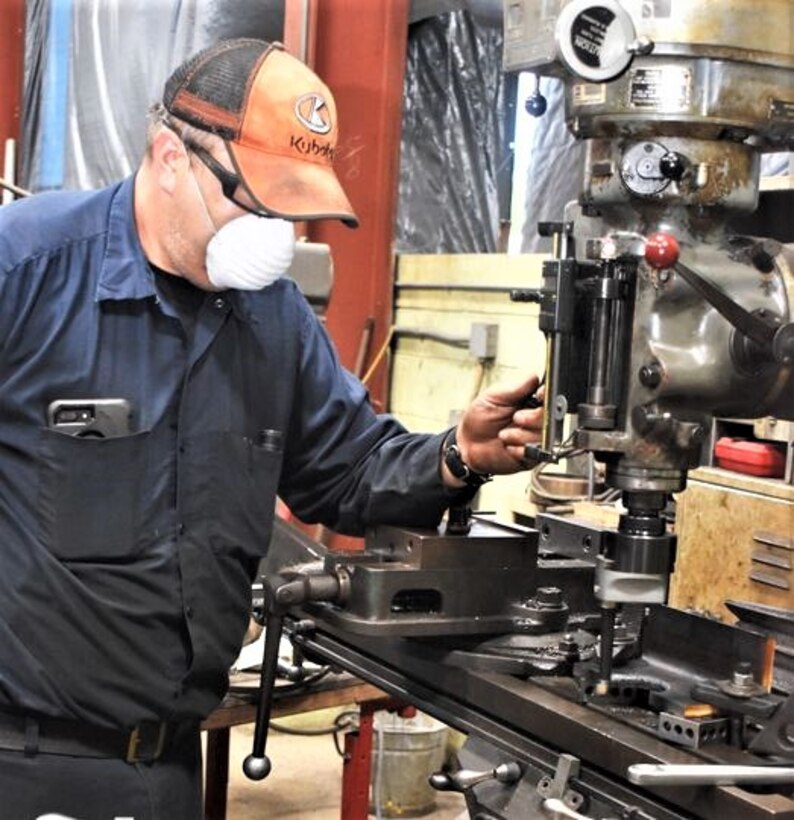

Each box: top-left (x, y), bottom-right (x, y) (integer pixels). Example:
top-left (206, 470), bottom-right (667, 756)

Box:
top-left (163, 39), bottom-right (271, 139)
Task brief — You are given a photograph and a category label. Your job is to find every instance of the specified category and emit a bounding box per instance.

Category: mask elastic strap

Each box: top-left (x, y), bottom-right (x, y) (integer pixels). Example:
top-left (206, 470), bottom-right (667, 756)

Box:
top-left (186, 152), bottom-right (220, 234)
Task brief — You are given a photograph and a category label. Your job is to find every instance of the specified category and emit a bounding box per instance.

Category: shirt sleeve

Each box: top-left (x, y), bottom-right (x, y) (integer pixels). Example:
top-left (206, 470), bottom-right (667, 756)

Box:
top-left (278, 292), bottom-right (475, 535)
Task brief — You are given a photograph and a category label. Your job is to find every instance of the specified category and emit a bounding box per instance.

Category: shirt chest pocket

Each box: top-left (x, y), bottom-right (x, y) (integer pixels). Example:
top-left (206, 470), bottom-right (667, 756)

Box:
top-left (37, 428), bottom-right (152, 562)
top-left (185, 430), bottom-right (284, 560)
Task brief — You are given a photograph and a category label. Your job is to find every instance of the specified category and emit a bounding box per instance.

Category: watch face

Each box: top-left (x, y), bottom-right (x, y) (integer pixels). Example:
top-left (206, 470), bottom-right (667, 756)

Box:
top-left (444, 444), bottom-right (468, 479)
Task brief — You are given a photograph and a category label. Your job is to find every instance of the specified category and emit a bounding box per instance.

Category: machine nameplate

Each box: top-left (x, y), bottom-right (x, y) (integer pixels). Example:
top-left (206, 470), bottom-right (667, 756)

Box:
top-left (629, 66), bottom-right (691, 110)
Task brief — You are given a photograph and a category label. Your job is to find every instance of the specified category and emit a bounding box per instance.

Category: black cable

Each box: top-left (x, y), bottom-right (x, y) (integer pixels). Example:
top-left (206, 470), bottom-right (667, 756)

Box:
top-left (333, 710), bottom-right (360, 758)
top-left (226, 665), bottom-right (332, 697)
top-left (269, 711), bottom-right (357, 736)
top-left (267, 709), bottom-right (360, 760)
top-left (272, 666), bottom-right (332, 695)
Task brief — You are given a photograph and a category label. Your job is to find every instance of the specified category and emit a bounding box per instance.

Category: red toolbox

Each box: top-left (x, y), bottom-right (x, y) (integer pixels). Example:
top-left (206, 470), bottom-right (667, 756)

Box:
top-left (714, 437), bottom-right (786, 478)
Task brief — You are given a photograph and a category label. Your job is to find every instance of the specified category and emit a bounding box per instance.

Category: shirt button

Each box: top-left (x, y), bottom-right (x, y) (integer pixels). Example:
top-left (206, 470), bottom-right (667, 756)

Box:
top-left (212, 297), bottom-right (226, 310)
top-left (177, 523), bottom-right (186, 535)
top-left (185, 606), bottom-right (194, 619)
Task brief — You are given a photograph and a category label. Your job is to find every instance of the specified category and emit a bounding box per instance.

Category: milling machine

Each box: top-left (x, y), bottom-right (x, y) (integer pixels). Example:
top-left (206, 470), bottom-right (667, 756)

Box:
top-left (243, 2), bottom-right (794, 817)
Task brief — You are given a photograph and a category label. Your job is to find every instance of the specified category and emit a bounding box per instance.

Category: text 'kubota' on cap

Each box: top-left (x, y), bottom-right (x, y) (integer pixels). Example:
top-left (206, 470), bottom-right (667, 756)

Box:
top-left (163, 38), bottom-right (358, 227)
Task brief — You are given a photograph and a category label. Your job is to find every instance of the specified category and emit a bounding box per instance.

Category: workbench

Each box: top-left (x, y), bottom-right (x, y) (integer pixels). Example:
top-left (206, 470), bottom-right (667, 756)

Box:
top-left (201, 673), bottom-right (387, 820)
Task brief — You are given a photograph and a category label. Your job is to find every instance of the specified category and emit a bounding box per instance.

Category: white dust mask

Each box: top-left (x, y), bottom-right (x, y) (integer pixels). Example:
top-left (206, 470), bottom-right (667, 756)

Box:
top-left (205, 214), bottom-right (296, 291)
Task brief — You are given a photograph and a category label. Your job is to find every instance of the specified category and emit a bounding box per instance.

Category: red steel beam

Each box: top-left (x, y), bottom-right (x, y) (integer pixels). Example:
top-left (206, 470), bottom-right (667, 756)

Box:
top-left (301, 0), bottom-right (409, 410)
top-left (284, 0), bottom-right (410, 551)
top-left (0, 1), bottom-right (25, 165)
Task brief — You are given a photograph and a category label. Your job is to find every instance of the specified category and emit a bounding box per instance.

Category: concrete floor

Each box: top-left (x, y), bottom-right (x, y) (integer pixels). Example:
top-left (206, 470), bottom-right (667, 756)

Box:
top-left (220, 719), bottom-right (467, 819)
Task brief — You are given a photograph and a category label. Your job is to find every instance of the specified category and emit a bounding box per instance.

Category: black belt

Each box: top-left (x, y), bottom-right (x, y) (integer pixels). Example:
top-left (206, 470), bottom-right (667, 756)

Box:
top-left (0, 710), bottom-right (175, 763)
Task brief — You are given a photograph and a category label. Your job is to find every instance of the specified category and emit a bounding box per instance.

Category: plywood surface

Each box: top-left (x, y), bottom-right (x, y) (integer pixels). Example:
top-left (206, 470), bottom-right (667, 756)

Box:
top-left (670, 478), bottom-right (793, 621)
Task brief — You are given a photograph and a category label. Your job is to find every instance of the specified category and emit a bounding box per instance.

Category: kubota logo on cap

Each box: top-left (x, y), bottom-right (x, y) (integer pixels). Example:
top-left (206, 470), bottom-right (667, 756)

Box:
top-left (295, 93), bottom-right (332, 135)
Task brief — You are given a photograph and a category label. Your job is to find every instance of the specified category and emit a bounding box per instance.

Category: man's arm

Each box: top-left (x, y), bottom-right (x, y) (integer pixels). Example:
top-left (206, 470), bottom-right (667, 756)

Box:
top-left (278, 291), bottom-right (544, 533)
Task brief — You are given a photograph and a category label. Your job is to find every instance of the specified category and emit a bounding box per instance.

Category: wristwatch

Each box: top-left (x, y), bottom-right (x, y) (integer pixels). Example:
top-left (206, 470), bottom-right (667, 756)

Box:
top-left (442, 429), bottom-right (492, 487)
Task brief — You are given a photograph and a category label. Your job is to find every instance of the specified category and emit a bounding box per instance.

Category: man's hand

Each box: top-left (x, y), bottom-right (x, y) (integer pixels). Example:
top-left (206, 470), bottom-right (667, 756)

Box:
top-left (441, 374), bottom-right (545, 487)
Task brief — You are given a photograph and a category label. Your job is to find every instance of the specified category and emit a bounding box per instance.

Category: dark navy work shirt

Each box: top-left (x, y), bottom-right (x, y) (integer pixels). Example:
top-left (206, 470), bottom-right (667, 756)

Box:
top-left (0, 176), bottom-right (462, 729)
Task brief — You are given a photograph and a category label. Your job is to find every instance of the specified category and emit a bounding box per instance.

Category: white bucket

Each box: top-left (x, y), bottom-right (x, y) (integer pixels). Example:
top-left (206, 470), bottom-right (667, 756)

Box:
top-left (370, 711), bottom-right (449, 817)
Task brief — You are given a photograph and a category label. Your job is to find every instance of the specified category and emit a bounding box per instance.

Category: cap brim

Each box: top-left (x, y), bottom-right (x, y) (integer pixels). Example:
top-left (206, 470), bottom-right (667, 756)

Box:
top-left (226, 142), bottom-right (359, 228)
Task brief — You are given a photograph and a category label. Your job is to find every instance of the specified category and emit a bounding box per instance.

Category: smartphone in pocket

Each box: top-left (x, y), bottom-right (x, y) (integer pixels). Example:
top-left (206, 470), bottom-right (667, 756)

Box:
top-left (47, 398), bottom-right (133, 438)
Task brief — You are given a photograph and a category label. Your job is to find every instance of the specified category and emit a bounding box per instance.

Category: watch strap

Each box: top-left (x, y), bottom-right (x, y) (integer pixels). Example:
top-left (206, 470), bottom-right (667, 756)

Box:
top-left (443, 429), bottom-right (492, 487)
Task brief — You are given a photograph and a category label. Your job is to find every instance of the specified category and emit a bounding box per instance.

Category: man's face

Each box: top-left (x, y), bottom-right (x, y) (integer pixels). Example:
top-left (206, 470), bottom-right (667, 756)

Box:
top-left (167, 135), bottom-right (261, 290)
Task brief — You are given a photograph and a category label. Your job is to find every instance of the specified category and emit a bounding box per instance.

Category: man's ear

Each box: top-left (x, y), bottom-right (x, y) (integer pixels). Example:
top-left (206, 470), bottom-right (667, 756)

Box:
top-left (150, 127), bottom-right (187, 195)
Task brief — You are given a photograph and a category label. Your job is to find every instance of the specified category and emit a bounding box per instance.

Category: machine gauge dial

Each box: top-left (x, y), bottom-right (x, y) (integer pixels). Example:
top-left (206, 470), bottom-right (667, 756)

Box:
top-left (620, 142), bottom-right (671, 197)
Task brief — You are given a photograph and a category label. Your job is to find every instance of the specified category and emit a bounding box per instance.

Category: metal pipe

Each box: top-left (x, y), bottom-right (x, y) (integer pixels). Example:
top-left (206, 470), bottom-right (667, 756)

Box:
top-left (542, 331), bottom-right (563, 452)
top-left (2, 139), bottom-right (16, 205)
top-left (395, 282), bottom-right (522, 293)
top-left (0, 176), bottom-right (30, 198)
top-left (595, 604), bottom-right (617, 695)
top-left (393, 326), bottom-right (469, 349)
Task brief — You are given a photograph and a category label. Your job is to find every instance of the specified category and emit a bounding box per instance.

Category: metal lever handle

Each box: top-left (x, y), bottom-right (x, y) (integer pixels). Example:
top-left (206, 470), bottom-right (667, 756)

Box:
top-left (243, 567), bottom-right (346, 781)
top-left (674, 260), bottom-right (794, 362)
top-left (628, 763), bottom-right (794, 786)
top-left (429, 761), bottom-right (522, 792)
top-left (242, 609), bottom-right (284, 780)
top-left (675, 260), bottom-right (773, 346)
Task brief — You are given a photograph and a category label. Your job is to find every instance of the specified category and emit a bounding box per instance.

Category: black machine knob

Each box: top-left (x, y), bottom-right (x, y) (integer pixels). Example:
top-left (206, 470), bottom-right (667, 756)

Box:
top-left (658, 151), bottom-right (688, 181)
top-left (430, 761), bottom-right (522, 793)
top-left (524, 75), bottom-right (547, 117)
top-left (525, 91), bottom-right (547, 117)
top-left (638, 362), bottom-right (663, 389)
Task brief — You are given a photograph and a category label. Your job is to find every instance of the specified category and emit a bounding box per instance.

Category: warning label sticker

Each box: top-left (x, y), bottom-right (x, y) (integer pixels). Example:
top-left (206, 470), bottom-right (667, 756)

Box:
top-left (573, 83), bottom-right (607, 106)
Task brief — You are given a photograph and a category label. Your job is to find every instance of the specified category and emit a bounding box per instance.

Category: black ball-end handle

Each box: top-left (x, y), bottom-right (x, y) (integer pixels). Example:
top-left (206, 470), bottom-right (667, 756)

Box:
top-left (243, 566), bottom-right (347, 782)
top-left (524, 75), bottom-right (547, 117)
top-left (242, 608), bottom-right (284, 781)
top-left (242, 753), bottom-right (272, 781)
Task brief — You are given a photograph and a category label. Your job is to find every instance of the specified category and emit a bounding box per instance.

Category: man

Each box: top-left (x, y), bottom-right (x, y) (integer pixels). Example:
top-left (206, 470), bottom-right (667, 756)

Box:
top-left (0, 39), bottom-right (542, 818)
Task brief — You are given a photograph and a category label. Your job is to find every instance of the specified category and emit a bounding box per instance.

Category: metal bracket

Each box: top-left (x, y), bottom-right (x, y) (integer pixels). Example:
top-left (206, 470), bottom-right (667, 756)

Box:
top-left (537, 753), bottom-right (586, 814)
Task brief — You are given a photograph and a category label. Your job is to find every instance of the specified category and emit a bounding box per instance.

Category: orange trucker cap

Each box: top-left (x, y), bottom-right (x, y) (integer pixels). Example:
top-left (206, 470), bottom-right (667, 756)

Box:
top-left (163, 39), bottom-right (358, 227)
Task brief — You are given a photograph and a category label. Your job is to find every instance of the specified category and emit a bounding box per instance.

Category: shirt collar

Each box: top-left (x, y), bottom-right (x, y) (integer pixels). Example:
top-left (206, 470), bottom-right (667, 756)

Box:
top-left (96, 174), bottom-right (158, 303)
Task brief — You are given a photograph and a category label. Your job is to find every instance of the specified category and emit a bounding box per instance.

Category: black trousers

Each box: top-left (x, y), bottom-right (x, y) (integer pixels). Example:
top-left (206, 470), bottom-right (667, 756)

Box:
top-left (0, 723), bottom-right (203, 820)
